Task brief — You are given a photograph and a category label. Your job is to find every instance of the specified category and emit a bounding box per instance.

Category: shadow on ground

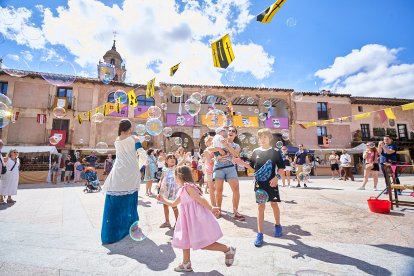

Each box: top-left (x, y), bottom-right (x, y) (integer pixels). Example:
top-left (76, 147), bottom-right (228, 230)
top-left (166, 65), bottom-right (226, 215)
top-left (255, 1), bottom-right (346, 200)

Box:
top-left (103, 237), bottom-right (176, 271)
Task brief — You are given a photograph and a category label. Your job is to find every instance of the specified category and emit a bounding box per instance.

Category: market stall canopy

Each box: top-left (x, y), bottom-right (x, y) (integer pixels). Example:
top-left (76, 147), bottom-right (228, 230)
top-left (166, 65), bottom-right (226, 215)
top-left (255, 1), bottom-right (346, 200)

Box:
top-left (1, 146), bottom-right (59, 155)
top-left (347, 143), bottom-right (367, 154)
top-left (287, 146), bottom-right (315, 155)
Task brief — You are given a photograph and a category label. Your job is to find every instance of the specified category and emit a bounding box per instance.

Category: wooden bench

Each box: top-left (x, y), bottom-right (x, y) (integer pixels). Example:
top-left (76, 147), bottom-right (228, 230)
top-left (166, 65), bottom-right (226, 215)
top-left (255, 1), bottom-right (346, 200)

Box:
top-left (383, 164), bottom-right (414, 209)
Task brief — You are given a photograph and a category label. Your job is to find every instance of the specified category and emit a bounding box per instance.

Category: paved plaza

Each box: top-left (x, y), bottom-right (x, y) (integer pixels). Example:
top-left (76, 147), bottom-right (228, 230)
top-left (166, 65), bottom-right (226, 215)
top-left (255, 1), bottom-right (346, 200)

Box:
top-left (0, 176), bottom-right (413, 276)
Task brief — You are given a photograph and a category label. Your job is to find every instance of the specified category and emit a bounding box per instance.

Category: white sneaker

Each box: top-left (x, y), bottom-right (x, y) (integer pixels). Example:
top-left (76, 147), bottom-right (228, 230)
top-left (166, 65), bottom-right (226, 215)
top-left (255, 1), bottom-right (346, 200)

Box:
top-left (357, 186), bottom-right (365, 190)
top-left (331, 177), bottom-right (335, 180)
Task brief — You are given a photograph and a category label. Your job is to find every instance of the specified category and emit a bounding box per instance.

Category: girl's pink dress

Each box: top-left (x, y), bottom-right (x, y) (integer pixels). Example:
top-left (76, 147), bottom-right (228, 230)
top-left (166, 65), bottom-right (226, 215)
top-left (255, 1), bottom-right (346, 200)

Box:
top-left (172, 183), bottom-right (223, 250)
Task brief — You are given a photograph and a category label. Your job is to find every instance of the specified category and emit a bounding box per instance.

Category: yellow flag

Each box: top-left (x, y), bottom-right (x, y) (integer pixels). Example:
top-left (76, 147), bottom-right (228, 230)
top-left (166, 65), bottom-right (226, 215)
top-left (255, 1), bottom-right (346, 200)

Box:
top-left (354, 112), bottom-right (371, 120)
top-left (257, 0), bottom-right (287, 24)
top-left (127, 89), bottom-right (138, 107)
top-left (103, 104), bottom-right (107, 116)
top-left (211, 34), bottom-right (235, 69)
top-left (95, 107), bottom-right (100, 114)
top-left (116, 102), bottom-right (121, 113)
top-left (401, 102), bottom-right (414, 111)
top-left (88, 111), bottom-right (91, 122)
top-left (322, 119), bottom-right (335, 124)
top-left (146, 78), bottom-right (155, 98)
top-left (170, 63), bottom-right (180, 77)
top-left (305, 122), bottom-right (317, 128)
top-left (77, 114), bottom-right (83, 124)
top-left (384, 108), bottom-right (396, 120)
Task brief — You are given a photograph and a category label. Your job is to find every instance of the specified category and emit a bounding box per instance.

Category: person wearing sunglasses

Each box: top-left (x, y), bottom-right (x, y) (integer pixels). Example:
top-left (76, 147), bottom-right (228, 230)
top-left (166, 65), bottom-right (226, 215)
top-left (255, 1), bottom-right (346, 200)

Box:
top-left (0, 149), bottom-right (20, 204)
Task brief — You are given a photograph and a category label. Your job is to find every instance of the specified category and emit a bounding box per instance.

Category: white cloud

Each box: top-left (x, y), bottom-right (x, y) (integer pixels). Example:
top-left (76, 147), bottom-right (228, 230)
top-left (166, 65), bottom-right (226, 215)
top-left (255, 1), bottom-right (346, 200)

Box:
top-left (0, 6), bottom-right (46, 49)
top-left (34, 0), bottom-right (272, 85)
top-left (315, 44), bottom-right (414, 98)
top-left (20, 50), bottom-right (33, 61)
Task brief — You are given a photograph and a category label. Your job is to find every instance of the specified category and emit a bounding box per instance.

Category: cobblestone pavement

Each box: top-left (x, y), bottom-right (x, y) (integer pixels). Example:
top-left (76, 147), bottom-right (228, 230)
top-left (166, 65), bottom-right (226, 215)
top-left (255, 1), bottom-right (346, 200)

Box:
top-left (0, 176), bottom-right (413, 275)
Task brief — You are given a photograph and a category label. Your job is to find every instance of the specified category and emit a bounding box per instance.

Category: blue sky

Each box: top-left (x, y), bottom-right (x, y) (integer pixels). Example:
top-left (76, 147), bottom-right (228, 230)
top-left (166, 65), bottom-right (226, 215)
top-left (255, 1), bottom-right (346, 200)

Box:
top-left (1, 0), bottom-right (414, 98)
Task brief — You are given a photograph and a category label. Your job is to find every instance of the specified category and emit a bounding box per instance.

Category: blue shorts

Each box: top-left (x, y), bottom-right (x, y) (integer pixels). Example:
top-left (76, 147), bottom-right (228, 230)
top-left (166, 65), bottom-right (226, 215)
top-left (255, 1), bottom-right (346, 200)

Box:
top-left (213, 164), bottom-right (238, 180)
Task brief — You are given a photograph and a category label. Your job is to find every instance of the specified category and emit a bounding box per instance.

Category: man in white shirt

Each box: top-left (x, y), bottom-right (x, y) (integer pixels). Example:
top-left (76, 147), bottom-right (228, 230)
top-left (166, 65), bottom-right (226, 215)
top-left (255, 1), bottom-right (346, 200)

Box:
top-left (339, 149), bottom-right (354, 181)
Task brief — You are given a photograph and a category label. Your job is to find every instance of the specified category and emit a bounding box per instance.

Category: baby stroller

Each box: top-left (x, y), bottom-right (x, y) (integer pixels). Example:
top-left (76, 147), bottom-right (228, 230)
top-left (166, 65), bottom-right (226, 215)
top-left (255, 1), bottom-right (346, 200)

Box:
top-left (82, 167), bottom-right (101, 193)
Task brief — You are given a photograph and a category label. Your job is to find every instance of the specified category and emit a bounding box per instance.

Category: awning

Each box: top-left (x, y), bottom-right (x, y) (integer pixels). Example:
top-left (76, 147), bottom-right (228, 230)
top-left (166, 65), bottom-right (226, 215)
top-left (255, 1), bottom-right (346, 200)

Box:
top-left (347, 143), bottom-right (367, 154)
top-left (287, 146), bottom-right (315, 155)
top-left (2, 146), bottom-right (59, 155)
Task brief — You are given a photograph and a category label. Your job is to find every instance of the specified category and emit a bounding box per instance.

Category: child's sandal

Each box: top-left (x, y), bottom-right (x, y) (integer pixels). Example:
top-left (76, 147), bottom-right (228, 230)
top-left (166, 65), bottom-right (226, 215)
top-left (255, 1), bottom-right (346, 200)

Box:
top-left (159, 222), bottom-right (171, 228)
top-left (174, 262), bottom-right (193, 272)
top-left (225, 247), bottom-right (236, 267)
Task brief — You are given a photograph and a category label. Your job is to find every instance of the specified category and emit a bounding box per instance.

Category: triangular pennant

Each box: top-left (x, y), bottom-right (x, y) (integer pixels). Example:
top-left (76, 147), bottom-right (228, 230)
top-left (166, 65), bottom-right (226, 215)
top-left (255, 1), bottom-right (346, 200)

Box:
top-left (88, 111), bottom-right (91, 122)
top-left (377, 110), bottom-right (388, 124)
top-left (127, 89), bottom-right (138, 107)
top-left (170, 62), bottom-right (180, 77)
top-left (211, 34), bottom-right (235, 69)
top-left (103, 104), bottom-right (107, 116)
top-left (384, 108), bottom-right (396, 120)
top-left (146, 78), bottom-right (155, 98)
top-left (256, 0), bottom-right (287, 24)
top-left (354, 112), bottom-right (371, 120)
top-left (116, 102), bottom-right (121, 113)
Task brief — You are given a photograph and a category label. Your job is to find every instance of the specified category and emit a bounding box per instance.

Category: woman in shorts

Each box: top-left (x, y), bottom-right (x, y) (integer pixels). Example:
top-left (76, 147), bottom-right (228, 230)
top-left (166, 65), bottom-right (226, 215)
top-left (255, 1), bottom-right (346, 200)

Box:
top-left (280, 146), bottom-right (292, 187)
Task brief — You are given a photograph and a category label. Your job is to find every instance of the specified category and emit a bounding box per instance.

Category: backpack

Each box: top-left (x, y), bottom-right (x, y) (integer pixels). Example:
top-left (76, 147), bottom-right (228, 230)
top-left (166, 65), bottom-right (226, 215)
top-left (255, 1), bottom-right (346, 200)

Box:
top-left (76, 164), bottom-right (84, 171)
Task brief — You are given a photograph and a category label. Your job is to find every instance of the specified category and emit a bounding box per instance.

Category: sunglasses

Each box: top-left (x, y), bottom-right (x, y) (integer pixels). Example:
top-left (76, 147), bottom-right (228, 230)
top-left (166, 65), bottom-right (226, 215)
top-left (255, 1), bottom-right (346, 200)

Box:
top-left (228, 129), bottom-right (237, 133)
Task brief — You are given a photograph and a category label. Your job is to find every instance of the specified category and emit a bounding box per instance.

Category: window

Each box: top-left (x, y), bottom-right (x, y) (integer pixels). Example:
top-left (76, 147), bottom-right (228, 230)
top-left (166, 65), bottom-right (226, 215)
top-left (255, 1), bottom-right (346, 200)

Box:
top-left (136, 95), bottom-right (155, 106)
top-left (170, 94), bottom-right (190, 103)
top-left (397, 124), bottom-right (408, 140)
top-left (361, 124), bottom-right (370, 139)
top-left (52, 119), bottom-right (70, 143)
top-left (57, 87), bottom-right (73, 109)
top-left (0, 82), bottom-right (8, 95)
top-left (317, 102), bottom-right (328, 120)
top-left (358, 106), bottom-right (363, 112)
top-left (107, 92), bottom-right (128, 104)
top-left (110, 58), bottom-right (115, 65)
top-left (317, 126), bottom-right (327, 145)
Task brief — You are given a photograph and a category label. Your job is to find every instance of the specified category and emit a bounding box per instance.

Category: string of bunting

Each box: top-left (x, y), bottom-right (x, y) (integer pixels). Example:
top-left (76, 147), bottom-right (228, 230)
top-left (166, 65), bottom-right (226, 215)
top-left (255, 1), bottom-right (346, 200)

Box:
top-left (290, 102), bottom-right (414, 129)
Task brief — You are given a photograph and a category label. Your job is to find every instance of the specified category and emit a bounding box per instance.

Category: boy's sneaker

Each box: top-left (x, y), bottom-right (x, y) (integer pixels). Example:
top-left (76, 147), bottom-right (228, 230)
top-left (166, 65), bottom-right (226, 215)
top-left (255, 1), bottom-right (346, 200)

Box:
top-left (254, 233), bottom-right (264, 247)
top-left (304, 183), bottom-right (308, 188)
top-left (275, 225), bottom-right (283, 237)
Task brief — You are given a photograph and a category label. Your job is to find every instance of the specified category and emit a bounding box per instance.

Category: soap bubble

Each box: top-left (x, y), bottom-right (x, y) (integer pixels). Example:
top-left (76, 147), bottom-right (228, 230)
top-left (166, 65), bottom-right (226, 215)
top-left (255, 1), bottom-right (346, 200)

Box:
top-left (98, 63), bottom-right (115, 84)
top-left (0, 103), bottom-right (12, 128)
top-left (146, 118), bottom-right (163, 136)
top-left (225, 70), bottom-right (237, 82)
top-left (129, 221), bottom-right (146, 241)
top-left (282, 132), bottom-right (289, 141)
top-left (254, 108), bottom-right (259, 114)
top-left (249, 136), bottom-right (257, 144)
top-left (206, 95), bottom-right (216, 105)
top-left (184, 138), bottom-right (189, 143)
top-left (79, 139), bottom-right (84, 144)
top-left (134, 124), bottom-right (146, 135)
top-left (190, 92), bottom-right (202, 102)
top-left (176, 115), bottom-right (186, 126)
top-left (2, 54), bottom-right (30, 77)
top-left (39, 59), bottom-right (77, 86)
top-left (236, 111), bottom-right (242, 116)
top-left (171, 85), bottom-right (183, 97)
top-left (136, 148), bottom-right (146, 158)
top-left (286, 17), bottom-right (297, 27)
top-left (148, 106), bottom-right (162, 119)
top-left (303, 164), bottom-right (312, 174)
top-left (53, 107), bottom-right (66, 118)
top-left (21, 22), bottom-right (43, 40)
top-left (247, 151), bottom-right (253, 158)
top-left (247, 97), bottom-right (255, 105)
top-left (161, 103), bottom-right (168, 110)
top-left (263, 100), bottom-right (272, 109)
top-left (96, 142), bottom-right (108, 154)
top-left (238, 134), bottom-right (246, 141)
top-left (113, 90), bottom-right (127, 103)
top-left (91, 112), bottom-right (105, 123)
top-left (205, 109), bottom-right (226, 129)
top-left (0, 94), bottom-right (13, 107)
top-left (174, 137), bottom-right (182, 145)
top-left (276, 141), bottom-right (283, 149)
top-left (184, 98), bottom-right (201, 116)
top-left (258, 113), bottom-right (267, 121)
top-left (183, 143), bottom-right (188, 148)
top-left (291, 92), bottom-right (303, 102)
top-left (200, 89), bottom-right (207, 96)
top-left (144, 135), bottom-right (152, 142)
top-left (163, 127), bottom-right (173, 137)
top-left (158, 89), bottom-right (164, 96)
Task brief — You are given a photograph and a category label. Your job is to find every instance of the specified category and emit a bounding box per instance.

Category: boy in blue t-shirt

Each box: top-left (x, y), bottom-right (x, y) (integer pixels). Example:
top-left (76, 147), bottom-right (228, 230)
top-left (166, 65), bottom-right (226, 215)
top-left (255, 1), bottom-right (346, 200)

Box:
top-left (378, 135), bottom-right (400, 192)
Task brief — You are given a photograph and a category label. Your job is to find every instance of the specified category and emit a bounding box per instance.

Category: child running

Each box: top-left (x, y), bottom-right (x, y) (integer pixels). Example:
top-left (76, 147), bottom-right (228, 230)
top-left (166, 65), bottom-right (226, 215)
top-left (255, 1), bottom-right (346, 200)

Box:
top-left (157, 165), bottom-right (236, 272)
top-left (158, 154), bottom-right (179, 228)
top-left (236, 128), bottom-right (285, 247)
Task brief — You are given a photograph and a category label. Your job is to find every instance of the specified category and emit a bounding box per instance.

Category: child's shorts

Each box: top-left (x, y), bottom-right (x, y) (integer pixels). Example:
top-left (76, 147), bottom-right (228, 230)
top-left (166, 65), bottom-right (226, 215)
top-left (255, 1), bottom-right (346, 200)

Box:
top-left (204, 173), bottom-right (213, 182)
top-left (254, 181), bottom-right (281, 203)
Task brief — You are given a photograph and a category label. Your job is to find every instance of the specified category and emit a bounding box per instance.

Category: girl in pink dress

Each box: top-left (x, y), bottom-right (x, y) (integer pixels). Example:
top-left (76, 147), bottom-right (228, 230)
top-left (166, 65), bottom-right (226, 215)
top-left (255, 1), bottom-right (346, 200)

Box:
top-left (157, 165), bottom-right (236, 273)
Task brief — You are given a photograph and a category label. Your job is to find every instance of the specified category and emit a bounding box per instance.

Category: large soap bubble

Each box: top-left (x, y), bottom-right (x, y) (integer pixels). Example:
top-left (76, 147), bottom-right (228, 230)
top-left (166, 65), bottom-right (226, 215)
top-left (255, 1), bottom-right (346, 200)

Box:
top-left (146, 118), bottom-right (163, 136)
top-left (98, 63), bottom-right (115, 84)
top-left (190, 92), bottom-right (202, 102)
top-left (171, 85), bottom-right (183, 97)
top-left (2, 54), bottom-right (30, 77)
top-left (96, 142), bottom-right (109, 154)
top-left (184, 98), bottom-right (201, 116)
top-left (129, 221), bottom-right (146, 241)
top-left (91, 112), bottom-right (105, 123)
top-left (174, 137), bottom-right (182, 146)
top-left (39, 59), bottom-right (76, 86)
top-left (206, 95), bottom-right (216, 105)
top-left (113, 90), bottom-right (127, 103)
top-left (263, 100), bottom-right (272, 109)
top-left (205, 109), bottom-right (226, 129)
top-left (148, 106), bottom-right (162, 119)
top-left (0, 101), bottom-right (13, 128)
top-left (247, 97), bottom-right (255, 105)
top-left (291, 92), bottom-right (303, 102)
top-left (160, 103), bottom-right (167, 110)
top-left (134, 124), bottom-right (146, 135)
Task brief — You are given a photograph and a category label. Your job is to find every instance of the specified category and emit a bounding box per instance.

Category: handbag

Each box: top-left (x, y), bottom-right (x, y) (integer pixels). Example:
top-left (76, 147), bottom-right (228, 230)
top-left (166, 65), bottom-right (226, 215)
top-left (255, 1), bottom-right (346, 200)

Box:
top-left (0, 158), bottom-right (7, 174)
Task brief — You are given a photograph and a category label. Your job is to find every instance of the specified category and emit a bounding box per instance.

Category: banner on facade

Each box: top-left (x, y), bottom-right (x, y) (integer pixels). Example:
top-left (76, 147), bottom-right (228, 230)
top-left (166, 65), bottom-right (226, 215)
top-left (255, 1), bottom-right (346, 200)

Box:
top-left (134, 106), bottom-right (150, 119)
top-left (105, 103), bottom-right (128, 117)
top-left (50, 130), bottom-right (66, 148)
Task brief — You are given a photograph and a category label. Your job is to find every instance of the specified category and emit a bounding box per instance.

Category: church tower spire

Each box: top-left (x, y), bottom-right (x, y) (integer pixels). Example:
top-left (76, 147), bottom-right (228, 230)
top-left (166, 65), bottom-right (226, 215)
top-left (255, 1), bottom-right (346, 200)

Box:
top-left (99, 36), bottom-right (126, 82)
